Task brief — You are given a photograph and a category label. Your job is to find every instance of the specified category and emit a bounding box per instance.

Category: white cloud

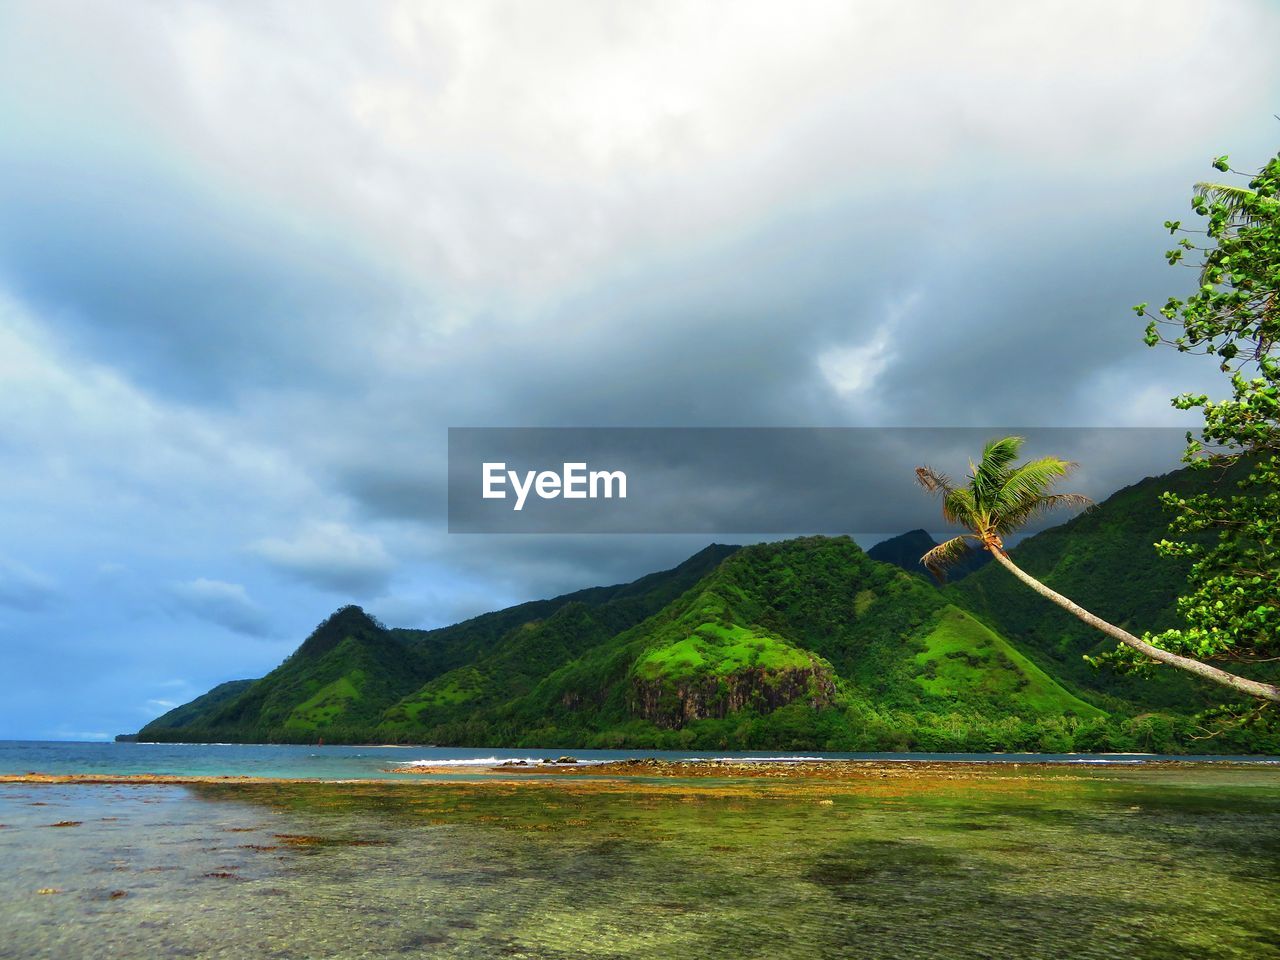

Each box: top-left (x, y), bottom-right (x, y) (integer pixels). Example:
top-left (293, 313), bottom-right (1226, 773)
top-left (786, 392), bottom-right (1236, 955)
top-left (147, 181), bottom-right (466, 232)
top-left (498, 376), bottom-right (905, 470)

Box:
top-left (169, 578), bottom-right (272, 637)
top-left (8, 0), bottom-right (1276, 320)
top-left (818, 293), bottom-right (921, 398)
top-left (250, 521), bottom-right (394, 596)
top-left (819, 326), bottom-right (895, 397)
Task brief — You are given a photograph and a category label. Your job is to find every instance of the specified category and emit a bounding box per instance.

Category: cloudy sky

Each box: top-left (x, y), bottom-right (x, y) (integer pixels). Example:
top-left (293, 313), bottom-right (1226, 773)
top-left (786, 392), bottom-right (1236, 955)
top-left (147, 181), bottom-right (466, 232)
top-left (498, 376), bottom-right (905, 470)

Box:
top-left (0, 1), bottom-right (1277, 739)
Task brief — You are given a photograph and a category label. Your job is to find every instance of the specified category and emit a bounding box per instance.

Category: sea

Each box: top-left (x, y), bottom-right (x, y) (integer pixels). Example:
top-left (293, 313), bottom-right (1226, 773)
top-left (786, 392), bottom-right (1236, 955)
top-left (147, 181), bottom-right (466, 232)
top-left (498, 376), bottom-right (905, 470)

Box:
top-left (3, 741), bottom-right (1280, 958)
top-left (2, 740), bottom-right (1277, 779)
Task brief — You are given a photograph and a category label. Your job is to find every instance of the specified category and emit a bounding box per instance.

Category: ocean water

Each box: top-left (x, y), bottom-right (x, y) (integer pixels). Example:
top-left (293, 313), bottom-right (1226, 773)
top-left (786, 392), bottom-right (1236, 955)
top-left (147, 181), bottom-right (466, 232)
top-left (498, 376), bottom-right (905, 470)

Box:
top-left (3, 743), bottom-right (1280, 958)
top-left (2, 740), bottom-right (1276, 780)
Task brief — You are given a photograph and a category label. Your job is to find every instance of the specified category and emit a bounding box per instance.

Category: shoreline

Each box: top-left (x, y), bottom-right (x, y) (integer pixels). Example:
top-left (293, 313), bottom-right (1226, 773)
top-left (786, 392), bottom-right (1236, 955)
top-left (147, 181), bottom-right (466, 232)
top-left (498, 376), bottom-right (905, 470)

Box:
top-left (3, 756), bottom-right (1277, 788)
top-left (377, 757), bottom-right (1280, 781)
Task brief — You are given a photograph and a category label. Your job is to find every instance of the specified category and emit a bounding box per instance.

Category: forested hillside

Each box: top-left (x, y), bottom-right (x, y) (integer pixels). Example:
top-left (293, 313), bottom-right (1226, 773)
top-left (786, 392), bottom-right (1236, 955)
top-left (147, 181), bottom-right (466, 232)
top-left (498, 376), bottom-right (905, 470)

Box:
top-left (138, 466), bottom-right (1278, 753)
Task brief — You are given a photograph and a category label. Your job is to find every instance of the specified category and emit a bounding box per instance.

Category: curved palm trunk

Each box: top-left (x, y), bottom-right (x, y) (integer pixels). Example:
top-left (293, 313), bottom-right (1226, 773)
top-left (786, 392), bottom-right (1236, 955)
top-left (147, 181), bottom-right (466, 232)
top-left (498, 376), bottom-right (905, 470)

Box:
top-left (989, 549), bottom-right (1280, 704)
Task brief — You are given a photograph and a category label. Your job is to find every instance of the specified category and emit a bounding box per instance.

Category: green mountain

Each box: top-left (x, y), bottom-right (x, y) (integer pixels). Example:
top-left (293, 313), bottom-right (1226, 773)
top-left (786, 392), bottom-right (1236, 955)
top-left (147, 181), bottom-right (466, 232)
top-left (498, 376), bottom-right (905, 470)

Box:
top-left (140, 544), bottom-right (739, 744)
top-left (150, 605), bottom-right (434, 742)
top-left (137, 466), bottom-right (1279, 753)
top-left (139, 679), bottom-right (253, 735)
top-left (411, 536), bottom-right (1106, 752)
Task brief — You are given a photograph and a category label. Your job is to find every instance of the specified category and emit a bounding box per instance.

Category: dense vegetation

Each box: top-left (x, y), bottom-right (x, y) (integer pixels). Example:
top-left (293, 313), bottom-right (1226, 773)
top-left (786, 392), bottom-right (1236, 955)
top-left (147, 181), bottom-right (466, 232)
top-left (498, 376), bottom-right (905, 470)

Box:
top-left (950, 461), bottom-right (1275, 710)
top-left (919, 434), bottom-right (1279, 703)
top-left (1134, 150), bottom-right (1280, 680)
top-left (137, 466), bottom-right (1280, 753)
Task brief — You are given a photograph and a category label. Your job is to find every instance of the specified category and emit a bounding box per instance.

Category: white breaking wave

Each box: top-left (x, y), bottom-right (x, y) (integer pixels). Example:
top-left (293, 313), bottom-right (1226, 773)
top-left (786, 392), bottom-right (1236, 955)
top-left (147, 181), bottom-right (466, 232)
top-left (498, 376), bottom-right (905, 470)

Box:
top-left (394, 756), bottom-right (608, 768)
top-left (388, 753), bottom-right (1278, 769)
top-left (394, 754), bottom-right (834, 768)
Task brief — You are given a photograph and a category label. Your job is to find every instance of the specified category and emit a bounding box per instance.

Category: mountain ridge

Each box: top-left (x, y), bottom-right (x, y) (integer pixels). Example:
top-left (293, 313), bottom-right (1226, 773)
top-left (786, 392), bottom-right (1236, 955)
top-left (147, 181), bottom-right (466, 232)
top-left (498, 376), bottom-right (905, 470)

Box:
top-left (137, 465), bottom-right (1279, 753)
top-left (868, 529), bottom-right (993, 580)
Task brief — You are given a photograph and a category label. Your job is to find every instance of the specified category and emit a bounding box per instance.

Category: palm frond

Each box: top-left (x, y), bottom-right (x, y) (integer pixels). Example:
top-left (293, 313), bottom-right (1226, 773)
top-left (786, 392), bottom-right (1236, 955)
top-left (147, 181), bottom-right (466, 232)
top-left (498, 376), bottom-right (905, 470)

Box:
top-left (978, 436), bottom-right (1025, 473)
top-left (994, 492), bottom-right (1093, 535)
top-left (1193, 182), bottom-right (1278, 283)
top-left (915, 466), bottom-right (954, 495)
top-left (991, 456), bottom-right (1075, 513)
top-left (1033, 492), bottom-right (1093, 512)
top-left (941, 486), bottom-right (978, 528)
top-left (1194, 182), bottom-right (1275, 220)
top-left (971, 436), bottom-right (1025, 509)
top-left (917, 439), bottom-right (1086, 544)
top-left (920, 535), bottom-right (979, 583)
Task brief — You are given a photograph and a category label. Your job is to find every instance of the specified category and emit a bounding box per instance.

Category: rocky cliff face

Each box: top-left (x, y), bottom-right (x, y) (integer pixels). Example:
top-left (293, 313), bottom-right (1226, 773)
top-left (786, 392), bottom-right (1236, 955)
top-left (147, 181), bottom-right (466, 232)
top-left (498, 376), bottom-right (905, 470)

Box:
top-left (629, 664), bottom-right (837, 730)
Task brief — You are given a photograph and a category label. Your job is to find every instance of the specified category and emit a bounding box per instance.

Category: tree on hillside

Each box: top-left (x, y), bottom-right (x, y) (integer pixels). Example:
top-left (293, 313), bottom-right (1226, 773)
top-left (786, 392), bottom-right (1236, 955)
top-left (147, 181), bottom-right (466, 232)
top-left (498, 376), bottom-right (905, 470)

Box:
top-left (915, 436), bottom-right (1280, 703)
top-left (1131, 150), bottom-right (1279, 686)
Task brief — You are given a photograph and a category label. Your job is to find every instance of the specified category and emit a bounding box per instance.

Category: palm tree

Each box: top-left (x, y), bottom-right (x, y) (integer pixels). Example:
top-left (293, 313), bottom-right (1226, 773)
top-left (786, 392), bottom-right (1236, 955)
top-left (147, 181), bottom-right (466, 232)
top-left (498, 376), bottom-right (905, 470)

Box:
top-left (916, 436), bottom-right (1280, 704)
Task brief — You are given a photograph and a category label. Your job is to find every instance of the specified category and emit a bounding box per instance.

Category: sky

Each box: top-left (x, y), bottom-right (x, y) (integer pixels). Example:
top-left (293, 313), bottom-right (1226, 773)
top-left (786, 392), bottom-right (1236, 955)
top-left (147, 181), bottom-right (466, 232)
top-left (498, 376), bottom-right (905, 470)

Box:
top-left (0, 0), bottom-right (1277, 740)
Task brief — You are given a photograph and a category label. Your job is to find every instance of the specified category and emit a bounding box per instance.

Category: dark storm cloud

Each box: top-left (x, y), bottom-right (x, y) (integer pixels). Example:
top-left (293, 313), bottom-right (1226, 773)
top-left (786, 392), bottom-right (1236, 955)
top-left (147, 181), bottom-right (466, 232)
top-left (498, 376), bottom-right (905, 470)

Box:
top-left (0, 144), bottom-right (414, 404)
top-left (328, 179), bottom-right (1212, 533)
top-left (445, 428), bottom-right (1186, 535)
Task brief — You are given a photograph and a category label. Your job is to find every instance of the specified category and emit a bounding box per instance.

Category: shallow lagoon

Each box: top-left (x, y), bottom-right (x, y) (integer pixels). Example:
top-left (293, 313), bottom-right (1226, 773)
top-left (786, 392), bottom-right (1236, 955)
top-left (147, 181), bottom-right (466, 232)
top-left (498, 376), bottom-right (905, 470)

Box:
top-left (3, 764), bottom-right (1279, 959)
